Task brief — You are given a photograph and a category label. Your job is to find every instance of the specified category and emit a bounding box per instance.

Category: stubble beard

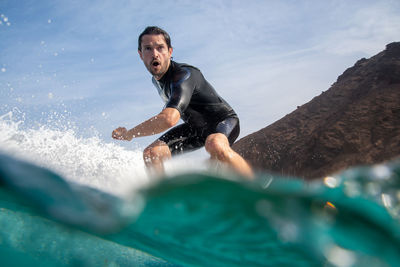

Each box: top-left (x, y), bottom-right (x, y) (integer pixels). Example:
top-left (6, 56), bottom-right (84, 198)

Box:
top-left (149, 59), bottom-right (170, 80)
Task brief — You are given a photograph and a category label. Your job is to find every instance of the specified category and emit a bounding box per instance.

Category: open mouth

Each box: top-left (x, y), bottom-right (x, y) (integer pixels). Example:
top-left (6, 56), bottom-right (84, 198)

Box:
top-left (152, 61), bottom-right (160, 67)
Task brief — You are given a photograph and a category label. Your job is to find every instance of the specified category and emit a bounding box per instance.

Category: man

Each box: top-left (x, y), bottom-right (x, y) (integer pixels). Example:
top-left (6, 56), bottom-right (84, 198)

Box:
top-left (112, 26), bottom-right (253, 178)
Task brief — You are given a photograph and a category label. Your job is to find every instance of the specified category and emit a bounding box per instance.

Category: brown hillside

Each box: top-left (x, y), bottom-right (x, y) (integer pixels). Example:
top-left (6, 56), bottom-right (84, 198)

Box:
top-left (233, 42), bottom-right (400, 179)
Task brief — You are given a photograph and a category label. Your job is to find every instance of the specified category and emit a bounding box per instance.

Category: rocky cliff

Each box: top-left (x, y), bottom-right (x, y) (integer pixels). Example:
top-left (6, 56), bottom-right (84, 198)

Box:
top-left (233, 42), bottom-right (400, 179)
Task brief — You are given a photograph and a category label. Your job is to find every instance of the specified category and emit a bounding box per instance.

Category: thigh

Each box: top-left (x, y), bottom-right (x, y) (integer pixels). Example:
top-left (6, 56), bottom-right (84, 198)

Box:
top-left (158, 123), bottom-right (206, 155)
top-left (215, 116), bottom-right (240, 145)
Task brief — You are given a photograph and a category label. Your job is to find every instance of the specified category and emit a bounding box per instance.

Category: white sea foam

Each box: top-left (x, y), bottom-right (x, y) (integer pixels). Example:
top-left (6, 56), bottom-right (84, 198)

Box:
top-left (0, 110), bottom-right (210, 197)
top-left (0, 111), bottom-right (149, 197)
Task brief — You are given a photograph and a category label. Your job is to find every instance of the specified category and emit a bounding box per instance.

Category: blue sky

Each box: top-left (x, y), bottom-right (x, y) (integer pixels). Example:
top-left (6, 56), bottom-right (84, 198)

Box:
top-left (1, 0), bottom-right (400, 149)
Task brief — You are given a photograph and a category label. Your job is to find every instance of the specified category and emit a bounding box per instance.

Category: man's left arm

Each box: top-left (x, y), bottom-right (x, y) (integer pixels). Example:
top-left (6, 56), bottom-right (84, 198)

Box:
top-left (112, 107), bottom-right (180, 141)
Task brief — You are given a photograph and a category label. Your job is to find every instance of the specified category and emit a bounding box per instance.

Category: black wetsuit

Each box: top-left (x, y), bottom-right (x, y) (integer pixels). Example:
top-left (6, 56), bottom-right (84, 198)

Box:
top-left (153, 61), bottom-right (240, 155)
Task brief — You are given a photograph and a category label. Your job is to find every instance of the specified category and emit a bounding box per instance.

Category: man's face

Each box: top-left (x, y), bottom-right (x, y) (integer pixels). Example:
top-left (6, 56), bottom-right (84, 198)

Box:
top-left (138, 34), bottom-right (173, 80)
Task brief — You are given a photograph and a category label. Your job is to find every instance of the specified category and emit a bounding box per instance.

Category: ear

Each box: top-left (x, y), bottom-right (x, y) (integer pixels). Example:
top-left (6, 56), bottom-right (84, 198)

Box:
top-left (168, 47), bottom-right (173, 57)
top-left (138, 49), bottom-right (143, 60)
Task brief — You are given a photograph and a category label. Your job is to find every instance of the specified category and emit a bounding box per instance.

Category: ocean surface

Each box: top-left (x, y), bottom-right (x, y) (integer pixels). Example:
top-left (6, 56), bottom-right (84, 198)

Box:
top-left (1, 111), bottom-right (400, 266)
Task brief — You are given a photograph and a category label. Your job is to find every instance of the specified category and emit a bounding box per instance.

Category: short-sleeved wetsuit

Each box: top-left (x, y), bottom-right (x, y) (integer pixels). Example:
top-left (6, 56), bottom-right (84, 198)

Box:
top-left (153, 61), bottom-right (240, 155)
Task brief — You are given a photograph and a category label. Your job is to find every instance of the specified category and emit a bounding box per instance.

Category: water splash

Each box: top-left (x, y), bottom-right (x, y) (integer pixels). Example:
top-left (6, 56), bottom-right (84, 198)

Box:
top-left (0, 109), bottom-right (210, 196)
top-left (0, 111), bottom-right (148, 196)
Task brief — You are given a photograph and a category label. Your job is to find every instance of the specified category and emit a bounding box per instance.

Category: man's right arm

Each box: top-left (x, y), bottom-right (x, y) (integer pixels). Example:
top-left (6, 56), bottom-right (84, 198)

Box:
top-left (112, 107), bottom-right (180, 141)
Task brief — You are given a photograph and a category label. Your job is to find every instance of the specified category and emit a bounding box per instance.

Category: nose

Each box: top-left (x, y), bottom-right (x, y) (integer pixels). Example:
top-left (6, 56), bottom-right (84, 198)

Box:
top-left (151, 48), bottom-right (160, 58)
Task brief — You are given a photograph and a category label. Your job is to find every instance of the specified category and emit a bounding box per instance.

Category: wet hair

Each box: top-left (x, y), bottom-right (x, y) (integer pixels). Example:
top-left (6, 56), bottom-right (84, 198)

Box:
top-left (138, 26), bottom-right (172, 51)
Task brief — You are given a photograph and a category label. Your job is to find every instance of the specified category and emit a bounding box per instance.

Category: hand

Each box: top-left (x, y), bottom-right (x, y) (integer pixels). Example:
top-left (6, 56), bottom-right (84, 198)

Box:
top-left (112, 127), bottom-right (131, 141)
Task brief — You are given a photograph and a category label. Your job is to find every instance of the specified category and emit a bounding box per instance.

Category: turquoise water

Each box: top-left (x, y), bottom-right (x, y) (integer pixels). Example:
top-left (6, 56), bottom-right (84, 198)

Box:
top-left (1, 152), bottom-right (400, 266)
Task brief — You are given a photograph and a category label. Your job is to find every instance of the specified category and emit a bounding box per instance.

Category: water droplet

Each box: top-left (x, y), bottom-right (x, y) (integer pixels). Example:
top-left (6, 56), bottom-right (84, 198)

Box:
top-left (323, 176), bottom-right (339, 188)
top-left (278, 221), bottom-right (298, 242)
top-left (343, 181), bottom-right (361, 197)
top-left (324, 201), bottom-right (336, 210)
top-left (1, 67), bottom-right (6, 73)
top-left (324, 245), bottom-right (356, 267)
top-left (366, 182), bottom-right (380, 196)
top-left (48, 19), bottom-right (52, 24)
top-left (381, 193), bottom-right (393, 208)
top-left (372, 165), bottom-right (391, 179)
top-left (48, 92), bottom-right (54, 99)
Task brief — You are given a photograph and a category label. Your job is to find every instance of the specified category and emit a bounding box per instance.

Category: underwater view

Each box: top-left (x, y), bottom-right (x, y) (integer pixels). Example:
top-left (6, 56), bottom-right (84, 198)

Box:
top-left (1, 112), bottom-right (400, 266)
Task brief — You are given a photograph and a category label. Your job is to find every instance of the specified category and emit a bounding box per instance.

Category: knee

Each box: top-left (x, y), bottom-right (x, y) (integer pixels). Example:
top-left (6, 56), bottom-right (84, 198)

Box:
top-left (205, 133), bottom-right (229, 156)
top-left (143, 143), bottom-right (170, 164)
top-left (143, 146), bottom-right (161, 164)
top-left (143, 146), bottom-right (155, 164)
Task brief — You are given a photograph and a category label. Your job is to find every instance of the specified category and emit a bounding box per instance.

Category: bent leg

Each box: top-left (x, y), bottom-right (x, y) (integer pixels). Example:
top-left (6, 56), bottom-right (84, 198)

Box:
top-left (143, 140), bottom-right (171, 176)
top-left (205, 133), bottom-right (253, 179)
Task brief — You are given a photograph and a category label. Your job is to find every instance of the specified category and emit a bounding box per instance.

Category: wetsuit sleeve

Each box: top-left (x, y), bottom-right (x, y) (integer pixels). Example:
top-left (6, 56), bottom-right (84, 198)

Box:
top-left (165, 68), bottom-right (196, 115)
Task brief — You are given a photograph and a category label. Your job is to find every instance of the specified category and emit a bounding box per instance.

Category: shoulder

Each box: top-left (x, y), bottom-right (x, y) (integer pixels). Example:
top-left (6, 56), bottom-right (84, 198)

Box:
top-left (170, 61), bottom-right (200, 85)
top-left (172, 61), bottom-right (200, 72)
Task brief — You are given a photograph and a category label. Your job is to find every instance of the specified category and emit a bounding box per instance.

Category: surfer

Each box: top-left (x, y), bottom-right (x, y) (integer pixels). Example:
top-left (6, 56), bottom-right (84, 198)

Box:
top-left (112, 26), bottom-right (253, 178)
